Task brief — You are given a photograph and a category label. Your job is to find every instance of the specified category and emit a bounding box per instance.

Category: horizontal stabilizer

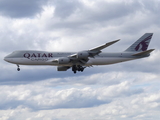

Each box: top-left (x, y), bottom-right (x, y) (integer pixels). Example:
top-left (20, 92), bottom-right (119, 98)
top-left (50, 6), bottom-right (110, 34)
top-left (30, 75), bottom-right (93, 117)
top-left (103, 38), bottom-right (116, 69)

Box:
top-left (132, 49), bottom-right (155, 56)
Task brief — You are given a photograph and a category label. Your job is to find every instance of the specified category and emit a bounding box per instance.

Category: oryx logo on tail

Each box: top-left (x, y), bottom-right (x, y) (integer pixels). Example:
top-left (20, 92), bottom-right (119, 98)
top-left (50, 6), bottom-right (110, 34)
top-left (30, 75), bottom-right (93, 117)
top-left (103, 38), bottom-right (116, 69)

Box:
top-left (135, 35), bottom-right (152, 51)
top-left (125, 33), bottom-right (153, 52)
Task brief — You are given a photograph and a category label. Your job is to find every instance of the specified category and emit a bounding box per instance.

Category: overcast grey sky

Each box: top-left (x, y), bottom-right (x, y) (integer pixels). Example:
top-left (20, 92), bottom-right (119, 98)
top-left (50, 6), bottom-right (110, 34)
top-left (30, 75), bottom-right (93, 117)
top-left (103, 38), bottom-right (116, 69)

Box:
top-left (1, 0), bottom-right (160, 120)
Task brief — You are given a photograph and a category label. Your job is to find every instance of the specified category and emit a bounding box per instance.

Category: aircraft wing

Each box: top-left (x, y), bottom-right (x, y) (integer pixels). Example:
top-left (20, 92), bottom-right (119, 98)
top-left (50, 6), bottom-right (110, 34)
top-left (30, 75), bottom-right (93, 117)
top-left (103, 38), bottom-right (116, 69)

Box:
top-left (89, 39), bottom-right (120, 53)
top-left (49, 40), bottom-right (120, 66)
top-left (69, 39), bottom-right (120, 58)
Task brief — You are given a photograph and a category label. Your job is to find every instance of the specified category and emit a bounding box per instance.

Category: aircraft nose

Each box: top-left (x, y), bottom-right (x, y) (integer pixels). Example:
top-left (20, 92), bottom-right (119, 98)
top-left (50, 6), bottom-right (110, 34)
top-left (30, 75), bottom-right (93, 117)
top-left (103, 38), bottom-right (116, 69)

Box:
top-left (4, 54), bottom-right (12, 62)
top-left (4, 56), bottom-right (9, 62)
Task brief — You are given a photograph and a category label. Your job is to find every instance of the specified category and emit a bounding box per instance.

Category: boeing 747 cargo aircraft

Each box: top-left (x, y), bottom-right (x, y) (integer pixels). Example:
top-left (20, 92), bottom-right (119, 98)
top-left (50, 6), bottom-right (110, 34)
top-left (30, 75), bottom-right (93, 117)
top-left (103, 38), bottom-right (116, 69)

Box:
top-left (4, 33), bottom-right (154, 73)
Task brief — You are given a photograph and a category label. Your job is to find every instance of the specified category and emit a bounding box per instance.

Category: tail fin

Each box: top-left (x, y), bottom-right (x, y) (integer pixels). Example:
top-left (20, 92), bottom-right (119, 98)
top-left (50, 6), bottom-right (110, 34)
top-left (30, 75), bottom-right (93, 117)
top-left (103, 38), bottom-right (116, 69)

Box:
top-left (125, 33), bottom-right (153, 52)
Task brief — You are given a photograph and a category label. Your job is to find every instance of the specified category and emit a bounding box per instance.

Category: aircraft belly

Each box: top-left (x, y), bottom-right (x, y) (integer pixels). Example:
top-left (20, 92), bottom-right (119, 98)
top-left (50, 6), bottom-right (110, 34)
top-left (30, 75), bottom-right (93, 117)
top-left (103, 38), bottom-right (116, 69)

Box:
top-left (86, 57), bottom-right (134, 65)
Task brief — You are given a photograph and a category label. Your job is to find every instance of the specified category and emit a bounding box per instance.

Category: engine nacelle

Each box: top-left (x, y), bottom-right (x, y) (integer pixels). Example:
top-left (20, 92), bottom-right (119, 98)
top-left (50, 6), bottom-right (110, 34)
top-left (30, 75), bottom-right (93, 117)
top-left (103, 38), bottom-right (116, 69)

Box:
top-left (58, 57), bottom-right (70, 64)
top-left (77, 52), bottom-right (89, 59)
top-left (57, 66), bottom-right (70, 71)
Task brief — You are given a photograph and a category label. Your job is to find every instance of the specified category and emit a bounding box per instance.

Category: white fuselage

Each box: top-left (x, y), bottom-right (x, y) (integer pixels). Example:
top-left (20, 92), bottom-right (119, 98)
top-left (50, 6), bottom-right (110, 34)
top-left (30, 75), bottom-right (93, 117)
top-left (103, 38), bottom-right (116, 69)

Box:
top-left (3, 33), bottom-right (154, 73)
top-left (4, 50), bottom-right (142, 67)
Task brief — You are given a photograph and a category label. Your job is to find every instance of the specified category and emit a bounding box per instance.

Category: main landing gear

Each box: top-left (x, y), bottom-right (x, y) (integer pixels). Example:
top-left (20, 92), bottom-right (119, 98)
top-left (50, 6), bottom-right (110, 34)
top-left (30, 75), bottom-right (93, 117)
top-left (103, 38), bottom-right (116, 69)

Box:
top-left (17, 64), bottom-right (20, 71)
top-left (72, 65), bottom-right (85, 74)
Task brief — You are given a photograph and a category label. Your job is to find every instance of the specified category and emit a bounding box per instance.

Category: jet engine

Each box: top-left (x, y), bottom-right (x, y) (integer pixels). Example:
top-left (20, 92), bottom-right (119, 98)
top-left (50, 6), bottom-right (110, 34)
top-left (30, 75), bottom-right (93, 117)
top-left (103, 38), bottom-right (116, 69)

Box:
top-left (76, 52), bottom-right (89, 59)
top-left (58, 57), bottom-right (70, 64)
top-left (57, 66), bottom-right (70, 71)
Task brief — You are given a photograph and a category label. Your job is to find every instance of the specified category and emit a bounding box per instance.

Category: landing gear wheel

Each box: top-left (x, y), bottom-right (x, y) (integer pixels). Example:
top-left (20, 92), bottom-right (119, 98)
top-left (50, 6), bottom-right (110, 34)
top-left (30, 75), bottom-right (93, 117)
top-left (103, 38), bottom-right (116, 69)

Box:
top-left (72, 65), bottom-right (85, 73)
top-left (80, 69), bottom-right (84, 72)
top-left (17, 68), bottom-right (20, 71)
top-left (72, 65), bottom-right (77, 74)
top-left (17, 64), bottom-right (20, 71)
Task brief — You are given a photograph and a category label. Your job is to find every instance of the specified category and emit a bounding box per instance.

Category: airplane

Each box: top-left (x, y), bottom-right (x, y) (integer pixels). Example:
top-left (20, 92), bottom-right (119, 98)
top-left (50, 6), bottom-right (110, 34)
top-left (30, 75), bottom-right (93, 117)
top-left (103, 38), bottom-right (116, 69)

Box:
top-left (4, 33), bottom-right (154, 73)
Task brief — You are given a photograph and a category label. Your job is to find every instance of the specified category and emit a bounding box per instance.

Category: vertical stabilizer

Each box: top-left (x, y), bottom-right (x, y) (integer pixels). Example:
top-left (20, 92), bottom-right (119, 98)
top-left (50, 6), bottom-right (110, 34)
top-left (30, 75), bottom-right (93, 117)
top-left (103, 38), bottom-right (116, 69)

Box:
top-left (125, 33), bottom-right (153, 52)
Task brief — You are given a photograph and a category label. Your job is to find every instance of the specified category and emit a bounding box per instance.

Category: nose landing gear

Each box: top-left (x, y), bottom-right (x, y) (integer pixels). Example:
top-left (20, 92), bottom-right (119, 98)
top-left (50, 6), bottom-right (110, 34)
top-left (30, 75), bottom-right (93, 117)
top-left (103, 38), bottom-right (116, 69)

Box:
top-left (17, 65), bottom-right (20, 71)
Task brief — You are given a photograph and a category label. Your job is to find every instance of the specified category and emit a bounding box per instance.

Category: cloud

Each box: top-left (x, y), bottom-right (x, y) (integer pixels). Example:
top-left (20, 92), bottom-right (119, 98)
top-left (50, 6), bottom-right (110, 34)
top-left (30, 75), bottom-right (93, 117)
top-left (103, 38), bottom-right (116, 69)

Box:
top-left (0, 0), bottom-right (46, 18)
top-left (53, 0), bottom-right (82, 18)
top-left (45, 0), bottom-right (140, 31)
top-left (0, 80), bottom-right (143, 111)
top-left (0, 84), bottom-right (159, 120)
top-left (0, 0), bottom-right (160, 120)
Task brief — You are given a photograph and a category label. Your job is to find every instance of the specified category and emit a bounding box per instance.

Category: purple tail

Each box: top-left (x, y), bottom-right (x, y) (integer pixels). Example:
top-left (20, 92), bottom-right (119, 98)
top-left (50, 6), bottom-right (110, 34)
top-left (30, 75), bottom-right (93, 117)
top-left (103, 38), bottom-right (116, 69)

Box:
top-left (125, 33), bottom-right (153, 52)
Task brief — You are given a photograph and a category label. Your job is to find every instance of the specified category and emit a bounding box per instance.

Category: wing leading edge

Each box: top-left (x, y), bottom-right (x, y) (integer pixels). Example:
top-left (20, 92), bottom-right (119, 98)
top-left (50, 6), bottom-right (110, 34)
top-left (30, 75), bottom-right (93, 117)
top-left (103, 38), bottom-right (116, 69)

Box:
top-left (89, 39), bottom-right (120, 52)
